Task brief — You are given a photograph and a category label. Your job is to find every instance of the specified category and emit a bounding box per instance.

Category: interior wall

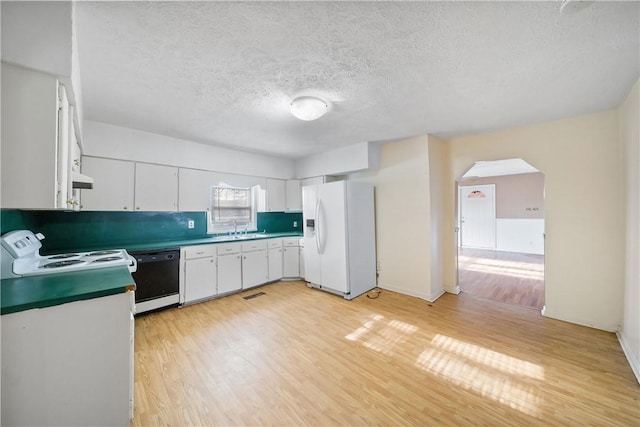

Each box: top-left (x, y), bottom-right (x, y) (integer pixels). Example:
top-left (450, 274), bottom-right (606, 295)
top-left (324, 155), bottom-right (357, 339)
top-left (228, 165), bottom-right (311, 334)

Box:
top-left (349, 136), bottom-right (434, 301)
top-left (295, 142), bottom-right (380, 179)
top-left (82, 120), bottom-right (295, 180)
top-left (460, 173), bottom-right (544, 219)
top-left (444, 110), bottom-right (623, 332)
top-left (428, 136), bottom-right (449, 300)
top-left (460, 173), bottom-right (545, 254)
top-left (618, 78), bottom-right (640, 382)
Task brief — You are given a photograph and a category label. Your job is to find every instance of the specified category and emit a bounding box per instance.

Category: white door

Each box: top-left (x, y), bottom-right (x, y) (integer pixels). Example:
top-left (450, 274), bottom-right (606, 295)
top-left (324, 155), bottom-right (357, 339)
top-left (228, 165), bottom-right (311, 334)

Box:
top-left (459, 184), bottom-right (496, 249)
top-left (81, 157), bottom-right (135, 211)
top-left (242, 250), bottom-right (268, 289)
top-left (217, 254), bottom-right (242, 294)
top-left (184, 257), bottom-right (217, 302)
top-left (268, 247), bottom-right (283, 281)
top-left (134, 163), bottom-right (179, 211)
top-left (283, 247), bottom-right (300, 277)
top-left (318, 182), bottom-right (348, 293)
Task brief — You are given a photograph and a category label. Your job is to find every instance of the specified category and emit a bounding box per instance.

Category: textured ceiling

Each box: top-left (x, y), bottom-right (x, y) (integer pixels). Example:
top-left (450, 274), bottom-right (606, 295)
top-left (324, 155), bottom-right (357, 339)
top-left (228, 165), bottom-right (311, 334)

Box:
top-left (74, 1), bottom-right (640, 159)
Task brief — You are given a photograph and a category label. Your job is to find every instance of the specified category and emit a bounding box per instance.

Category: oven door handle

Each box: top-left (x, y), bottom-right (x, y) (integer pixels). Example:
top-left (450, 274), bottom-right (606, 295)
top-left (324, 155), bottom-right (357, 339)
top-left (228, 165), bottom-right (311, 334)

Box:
top-left (128, 255), bottom-right (138, 273)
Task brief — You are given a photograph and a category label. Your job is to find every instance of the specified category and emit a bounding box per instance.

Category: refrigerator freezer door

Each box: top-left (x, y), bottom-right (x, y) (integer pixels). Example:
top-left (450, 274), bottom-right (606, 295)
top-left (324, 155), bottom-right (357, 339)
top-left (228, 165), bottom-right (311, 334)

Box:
top-left (302, 185), bottom-right (321, 285)
top-left (318, 182), bottom-right (349, 293)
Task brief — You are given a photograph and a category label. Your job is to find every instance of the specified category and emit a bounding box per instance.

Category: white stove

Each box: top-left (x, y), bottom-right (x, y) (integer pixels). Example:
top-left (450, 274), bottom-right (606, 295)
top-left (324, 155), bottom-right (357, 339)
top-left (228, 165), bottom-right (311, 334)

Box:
top-left (1, 230), bottom-right (137, 279)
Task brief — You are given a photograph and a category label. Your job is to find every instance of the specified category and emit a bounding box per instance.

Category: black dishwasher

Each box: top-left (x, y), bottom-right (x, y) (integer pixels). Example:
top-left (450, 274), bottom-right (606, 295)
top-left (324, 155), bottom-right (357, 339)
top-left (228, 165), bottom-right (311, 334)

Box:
top-left (130, 248), bottom-right (180, 314)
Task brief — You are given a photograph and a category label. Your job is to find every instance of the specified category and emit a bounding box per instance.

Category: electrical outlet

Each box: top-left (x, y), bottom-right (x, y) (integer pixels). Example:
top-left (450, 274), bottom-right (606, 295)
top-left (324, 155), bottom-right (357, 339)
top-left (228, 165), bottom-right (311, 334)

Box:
top-left (293, 221), bottom-right (298, 227)
top-left (376, 262), bottom-right (381, 271)
top-left (187, 220), bottom-right (195, 229)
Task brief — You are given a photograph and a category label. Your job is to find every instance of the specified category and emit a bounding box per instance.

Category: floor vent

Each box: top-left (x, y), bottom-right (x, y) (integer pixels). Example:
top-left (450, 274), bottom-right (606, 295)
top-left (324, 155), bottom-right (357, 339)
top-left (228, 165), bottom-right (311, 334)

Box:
top-left (243, 292), bottom-right (266, 300)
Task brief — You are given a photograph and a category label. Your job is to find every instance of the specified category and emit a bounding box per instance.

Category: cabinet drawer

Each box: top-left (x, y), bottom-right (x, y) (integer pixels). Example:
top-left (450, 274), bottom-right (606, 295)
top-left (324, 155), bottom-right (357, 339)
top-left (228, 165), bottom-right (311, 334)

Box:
top-left (282, 237), bottom-right (300, 247)
top-left (217, 242), bottom-right (241, 255)
top-left (183, 245), bottom-right (216, 260)
top-left (267, 238), bottom-right (282, 249)
top-left (241, 240), bottom-right (268, 252)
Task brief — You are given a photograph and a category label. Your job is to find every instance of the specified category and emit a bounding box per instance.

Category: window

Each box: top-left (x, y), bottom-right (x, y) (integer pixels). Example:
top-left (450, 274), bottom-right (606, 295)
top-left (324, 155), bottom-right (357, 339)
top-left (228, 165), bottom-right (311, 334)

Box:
top-left (208, 185), bottom-right (258, 234)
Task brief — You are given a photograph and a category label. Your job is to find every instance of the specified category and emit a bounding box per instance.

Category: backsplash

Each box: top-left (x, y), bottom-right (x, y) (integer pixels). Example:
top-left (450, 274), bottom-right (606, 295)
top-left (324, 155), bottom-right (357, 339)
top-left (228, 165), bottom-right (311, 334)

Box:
top-left (1, 210), bottom-right (302, 254)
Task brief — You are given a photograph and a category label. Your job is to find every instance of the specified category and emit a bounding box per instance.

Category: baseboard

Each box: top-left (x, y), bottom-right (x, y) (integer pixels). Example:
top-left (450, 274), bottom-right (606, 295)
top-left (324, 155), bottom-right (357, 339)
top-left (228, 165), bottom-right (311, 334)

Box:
top-left (617, 332), bottom-right (640, 384)
top-left (378, 284), bottom-right (430, 301)
top-left (429, 288), bottom-right (446, 303)
top-left (541, 306), bottom-right (619, 333)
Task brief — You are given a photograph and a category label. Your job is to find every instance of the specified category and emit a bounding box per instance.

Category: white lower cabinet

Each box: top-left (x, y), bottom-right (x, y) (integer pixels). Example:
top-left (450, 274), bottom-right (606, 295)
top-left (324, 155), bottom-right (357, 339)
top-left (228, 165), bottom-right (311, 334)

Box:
top-left (241, 240), bottom-right (268, 289)
top-left (283, 237), bottom-right (301, 278)
top-left (182, 245), bottom-right (217, 304)
top-left (217, 243), bottom-right (242, 295)
top-left (268, 247), bottom-right (283, 281)
top-left (1, 292), bottom-right (133, 426)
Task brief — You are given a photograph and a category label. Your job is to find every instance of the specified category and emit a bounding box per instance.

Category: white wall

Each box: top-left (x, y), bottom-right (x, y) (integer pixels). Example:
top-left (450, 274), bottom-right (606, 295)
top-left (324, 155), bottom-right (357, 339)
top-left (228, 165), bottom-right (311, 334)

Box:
top-left (618, 78), bottom-right (640, 383)
top-left (295, 142), bottom-right (380, 179)
top-left (0, 1), bottom-right (73, 77)
top-left (83, 121), bottom-right (295, 180)
top-left (350, 136), bottom-right (434, 301)
top-left (445, 110), bottom-right (624, 332)
top-left (428, 136), bottom-right (449, 300)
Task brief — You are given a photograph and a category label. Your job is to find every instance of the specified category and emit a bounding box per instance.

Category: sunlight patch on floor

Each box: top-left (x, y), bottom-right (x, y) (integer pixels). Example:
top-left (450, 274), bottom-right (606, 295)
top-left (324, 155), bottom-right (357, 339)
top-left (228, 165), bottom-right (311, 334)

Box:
top-left (415, 334), bottom-right (544, 417)
top-left (459, 256), bottom-right (544, 280)
top-left (345, 314), bottom-right (418, 356)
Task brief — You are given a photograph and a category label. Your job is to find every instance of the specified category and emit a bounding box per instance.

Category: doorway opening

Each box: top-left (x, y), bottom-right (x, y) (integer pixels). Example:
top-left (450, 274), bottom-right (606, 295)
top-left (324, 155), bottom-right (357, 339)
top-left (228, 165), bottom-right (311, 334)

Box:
top-left (456, 159), bottom-right (545, 311)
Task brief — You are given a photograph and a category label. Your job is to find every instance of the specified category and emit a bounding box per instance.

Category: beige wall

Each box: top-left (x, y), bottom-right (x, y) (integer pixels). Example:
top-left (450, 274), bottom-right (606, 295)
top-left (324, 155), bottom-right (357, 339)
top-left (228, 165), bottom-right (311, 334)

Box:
top-left (619, 78), bottom-right (640, 381)
top-left (460, 173), bottom-right (545, 219)
top-left (444, 110), bottom-right (623, 332)
top-left (350, 136), bottom-right (435, 300)
top-left (428, 136), bottom-right (449, 300)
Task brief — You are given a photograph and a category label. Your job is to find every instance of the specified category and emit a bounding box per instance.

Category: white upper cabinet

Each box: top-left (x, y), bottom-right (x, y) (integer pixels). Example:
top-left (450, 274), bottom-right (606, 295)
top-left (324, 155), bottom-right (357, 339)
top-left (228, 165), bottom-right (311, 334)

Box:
top-left (81, 157), bottom-right (135, 211)
top-left (178, 168), bottom-right (217, 212)
top-left (265, 178), bottom-right (286, 212)
top-left (285, 179), bottom-right (302, 211)
top-left (1, 63), bottom-right (60, 209)
top-left (134, 163), bottom-right (179, 211)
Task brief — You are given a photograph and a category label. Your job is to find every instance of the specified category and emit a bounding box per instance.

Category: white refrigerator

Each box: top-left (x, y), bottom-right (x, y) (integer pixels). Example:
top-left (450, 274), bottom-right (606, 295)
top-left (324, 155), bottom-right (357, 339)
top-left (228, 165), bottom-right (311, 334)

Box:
top-left (302, 180), bottom-right (376, 300)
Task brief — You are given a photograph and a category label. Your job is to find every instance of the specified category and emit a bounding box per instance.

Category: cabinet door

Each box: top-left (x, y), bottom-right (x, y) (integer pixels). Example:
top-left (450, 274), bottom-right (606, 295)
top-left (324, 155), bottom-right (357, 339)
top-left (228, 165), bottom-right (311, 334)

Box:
top-left (283, 246), bottom-right (300, 278)
top-left (268, 247), bottom-right (283, 281)
top-left (1, 64), bottom-right (58, 209)
top-left (81, 157), bottom-right (135, 211)
top-left (285, 179), bottom-right (301, 211)
top-left (179, 168), bottom-right (217, 212)
top-left (242, 250), bottom-right (268, 289)
top-left (266, 178), bottom-right (286, 212)
top-left (184, 257), bottom-right (217, 303)
top-left (135, 163), bottom-right (179, 211)
top-left (217, 254), bottom-right (242, 294)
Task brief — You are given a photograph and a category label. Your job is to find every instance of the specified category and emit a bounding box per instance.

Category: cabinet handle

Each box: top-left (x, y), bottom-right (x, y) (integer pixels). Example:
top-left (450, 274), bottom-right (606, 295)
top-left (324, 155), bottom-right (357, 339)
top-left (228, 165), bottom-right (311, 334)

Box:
top-left (196, 251), bottom-right (204, 255)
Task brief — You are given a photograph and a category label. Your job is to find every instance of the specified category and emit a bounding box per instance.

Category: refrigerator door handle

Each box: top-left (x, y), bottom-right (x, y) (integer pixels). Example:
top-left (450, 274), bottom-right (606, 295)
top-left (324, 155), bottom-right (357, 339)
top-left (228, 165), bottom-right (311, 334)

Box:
top-left (315, 198), bottom-right (322, 254)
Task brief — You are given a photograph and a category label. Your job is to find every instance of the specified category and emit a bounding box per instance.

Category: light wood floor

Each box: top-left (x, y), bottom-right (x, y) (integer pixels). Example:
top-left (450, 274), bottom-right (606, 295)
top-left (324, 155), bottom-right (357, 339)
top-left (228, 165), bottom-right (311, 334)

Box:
top-left (132, 281), bottom-right (638, 426)
top-left (458, 248), bottom-right (545, 310)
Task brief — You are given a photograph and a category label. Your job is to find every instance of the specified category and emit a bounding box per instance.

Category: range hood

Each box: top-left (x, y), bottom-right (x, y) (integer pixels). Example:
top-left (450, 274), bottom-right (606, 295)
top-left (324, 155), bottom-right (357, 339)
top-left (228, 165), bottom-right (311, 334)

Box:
top-left (72, 171), bottom-right (94, 189)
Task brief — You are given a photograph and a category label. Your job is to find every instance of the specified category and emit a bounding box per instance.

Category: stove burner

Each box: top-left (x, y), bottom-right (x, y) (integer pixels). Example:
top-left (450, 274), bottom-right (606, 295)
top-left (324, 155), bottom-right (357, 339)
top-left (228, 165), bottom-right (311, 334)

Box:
top-left (47, 253), bottom-right (80, 260)
top-left (87, 250), bottom-right (120, 256)
top-left (91, 256), bottom-right (123, 263)
top-left (41, 259), bottom-right (85, 269)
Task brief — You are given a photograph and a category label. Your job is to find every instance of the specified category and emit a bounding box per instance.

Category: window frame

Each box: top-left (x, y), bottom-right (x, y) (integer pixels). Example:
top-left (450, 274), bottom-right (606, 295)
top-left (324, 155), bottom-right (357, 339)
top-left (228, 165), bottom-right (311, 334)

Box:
top-left (207, 185), bottom-right (259, 234)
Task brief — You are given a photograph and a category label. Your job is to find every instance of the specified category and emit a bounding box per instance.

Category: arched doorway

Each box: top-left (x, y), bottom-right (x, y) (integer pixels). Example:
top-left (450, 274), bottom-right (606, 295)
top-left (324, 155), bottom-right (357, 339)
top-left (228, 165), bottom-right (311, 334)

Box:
top-left (456, 158), bottom-right (545, 311)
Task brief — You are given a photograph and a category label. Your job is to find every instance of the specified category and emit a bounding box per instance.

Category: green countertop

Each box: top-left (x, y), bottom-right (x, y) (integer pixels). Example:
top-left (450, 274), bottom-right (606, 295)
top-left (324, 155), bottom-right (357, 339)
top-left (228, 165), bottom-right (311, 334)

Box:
top-left (52, 231), bottom-right (303, 253)
top-left (1, 266), bottom-right (135, 315)
top-left (2, 232), bottom-right (301, 315)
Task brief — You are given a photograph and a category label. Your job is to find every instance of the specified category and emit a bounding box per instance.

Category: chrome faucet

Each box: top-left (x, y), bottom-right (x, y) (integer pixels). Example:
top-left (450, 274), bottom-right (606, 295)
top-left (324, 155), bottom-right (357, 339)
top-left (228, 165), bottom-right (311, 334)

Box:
top-left (233, 219), bottom-right (238, 236)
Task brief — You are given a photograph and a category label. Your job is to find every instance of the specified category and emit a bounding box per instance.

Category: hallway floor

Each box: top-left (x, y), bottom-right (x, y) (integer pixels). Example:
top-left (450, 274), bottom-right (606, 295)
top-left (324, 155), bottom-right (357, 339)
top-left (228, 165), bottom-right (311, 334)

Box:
top-left (458, 247), bottom-right (544, 310)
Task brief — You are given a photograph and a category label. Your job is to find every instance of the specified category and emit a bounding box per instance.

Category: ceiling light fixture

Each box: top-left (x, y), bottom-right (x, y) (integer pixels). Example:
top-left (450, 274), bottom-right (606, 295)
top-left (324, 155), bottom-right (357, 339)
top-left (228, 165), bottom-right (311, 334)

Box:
top-left (290, 96), bottom-right (328, 121)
